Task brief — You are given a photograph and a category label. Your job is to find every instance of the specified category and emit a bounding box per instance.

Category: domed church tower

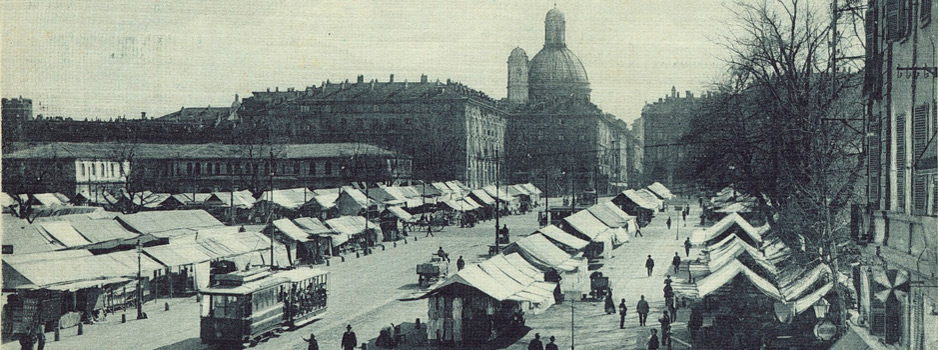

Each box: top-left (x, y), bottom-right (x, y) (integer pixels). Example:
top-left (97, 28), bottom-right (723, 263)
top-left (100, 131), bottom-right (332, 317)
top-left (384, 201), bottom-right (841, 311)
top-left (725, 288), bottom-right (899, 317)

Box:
top-left (527, 7), bottom-right (590, 103)
top-left (507, 47), bottom-right (530, 105)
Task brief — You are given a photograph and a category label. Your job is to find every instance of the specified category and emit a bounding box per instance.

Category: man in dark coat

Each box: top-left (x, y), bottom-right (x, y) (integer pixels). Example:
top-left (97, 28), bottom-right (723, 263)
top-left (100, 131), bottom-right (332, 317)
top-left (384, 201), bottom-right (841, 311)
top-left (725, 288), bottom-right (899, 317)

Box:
top-left (645, 255), bottom-right (655, 277)
top-left (301, 333), bottom-right (319, 350)
top-left (456, 256), bottom-right (465, 271)
top-left (672, 253), bottom-right (682, 273)
top-left (684, 238), bottom-right (692, 257)
top-left (341, 325), bottom-right (357, 350)
top-left (637, 295), bottom-right (650, 326)
top-left (528, 333), bottom-right (544, 350)
top-left (666, 216), bottom-right (672, 230)
top-left (545, 336), bottom-right (559, 350)
top-left (648, 329), bottom-right (660, 350)
top-left (658, 311), bottom-right (671, 347)
top-left (682, 208), bottom-right (687, 225)
top-left (618, 298), bottom-right (628, 329)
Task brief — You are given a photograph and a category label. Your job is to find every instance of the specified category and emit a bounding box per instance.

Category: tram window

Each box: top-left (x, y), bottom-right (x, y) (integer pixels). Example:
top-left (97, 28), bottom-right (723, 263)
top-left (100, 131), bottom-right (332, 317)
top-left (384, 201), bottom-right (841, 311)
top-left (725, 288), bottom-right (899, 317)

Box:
top-left (201, 296), bottom-right (211, 317)
top-left (211, 295), bottom-right (242, 318)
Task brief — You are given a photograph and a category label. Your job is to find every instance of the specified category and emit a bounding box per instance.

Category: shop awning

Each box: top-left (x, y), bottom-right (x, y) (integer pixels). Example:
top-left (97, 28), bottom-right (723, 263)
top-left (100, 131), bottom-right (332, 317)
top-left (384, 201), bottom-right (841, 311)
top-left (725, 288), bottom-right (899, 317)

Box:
top-left (690, 212), bottom-right (763, 246)
top-left (386, 206), bottom-right (416, 222)
top-left (272, 218), bottom-right (311, 242)
top-left (293, 217), bottom-right (334, 235)
top-left (537, 225), bottom-right (589, 250)
top-left (563, 210), bottom-right (610, 241)
top-left (505, 234), bottom-right (578, 271)
top-left (646, 182), bottom-right (673, 200)
top-left (616, 189), bottom-right (658, 211)
top-left (470, 190), bottom-right (496, 205)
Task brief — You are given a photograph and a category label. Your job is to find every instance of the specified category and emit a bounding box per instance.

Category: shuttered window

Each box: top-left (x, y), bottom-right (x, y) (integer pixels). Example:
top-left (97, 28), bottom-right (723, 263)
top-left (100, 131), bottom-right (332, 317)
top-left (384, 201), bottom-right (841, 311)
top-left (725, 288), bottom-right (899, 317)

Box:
top-left (897, 112), bottom-right (907, 211)
top-left (870, 113), bottom-right (882, 209)
top-left (913, 105), bottom-right (930, 214)
top-left (886, 0), bottom-right (901, 40)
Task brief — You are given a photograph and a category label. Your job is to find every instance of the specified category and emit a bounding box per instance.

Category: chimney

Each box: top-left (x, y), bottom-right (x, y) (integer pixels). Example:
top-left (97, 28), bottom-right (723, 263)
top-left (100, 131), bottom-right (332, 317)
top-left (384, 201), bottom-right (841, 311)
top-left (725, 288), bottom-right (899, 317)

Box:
top-left (141, 112), bottom-right (146, 119)
top-left (389, 74), bottom-right (395, 83)
top-left (267, 88), bottom-right (270, 92)
top-left (658, 98), bottom-right (663, 103)
top-left (446, 78), bottom-right (452, 85)
top-left (671, 86), bottom-right (677, 98)
top-left (685, 91), bottom-right (692, 98)
top-left (275, 87), bottom-right (279, 92)
top-left (357, 75), bottom-right (364, 83)
top-left (420, 74), bottom-right (428, 83)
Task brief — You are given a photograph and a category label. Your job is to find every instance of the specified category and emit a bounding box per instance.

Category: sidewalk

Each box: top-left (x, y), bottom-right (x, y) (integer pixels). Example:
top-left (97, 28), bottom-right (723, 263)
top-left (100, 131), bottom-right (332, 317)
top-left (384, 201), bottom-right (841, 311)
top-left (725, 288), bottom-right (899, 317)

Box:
top-left (507, 202), bottom-right (704, 350)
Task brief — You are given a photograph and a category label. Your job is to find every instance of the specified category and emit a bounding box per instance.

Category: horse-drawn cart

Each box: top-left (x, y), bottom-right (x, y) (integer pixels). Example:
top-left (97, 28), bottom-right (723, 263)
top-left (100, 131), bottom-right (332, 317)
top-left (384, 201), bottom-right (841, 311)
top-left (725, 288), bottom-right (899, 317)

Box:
top-left (416, 256), bottom-right (450, 288)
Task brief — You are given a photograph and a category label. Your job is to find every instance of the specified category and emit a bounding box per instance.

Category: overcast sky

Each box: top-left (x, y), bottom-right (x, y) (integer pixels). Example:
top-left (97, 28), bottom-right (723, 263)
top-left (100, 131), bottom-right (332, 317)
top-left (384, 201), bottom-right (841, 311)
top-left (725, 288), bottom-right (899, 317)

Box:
top-left (2, 0), bottom-right (735, 125)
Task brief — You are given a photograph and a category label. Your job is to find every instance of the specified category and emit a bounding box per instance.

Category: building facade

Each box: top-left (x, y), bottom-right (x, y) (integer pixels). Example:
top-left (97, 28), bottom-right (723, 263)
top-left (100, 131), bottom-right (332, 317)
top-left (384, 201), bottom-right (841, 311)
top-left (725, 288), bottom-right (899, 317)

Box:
top-left (856, 0), bottom-right (938, 348)
top-left (2, 142), bottom-right (411, 199)
top-left (640, 87), bottom-right (709, 193)
top-left (504, 7), bottom-right (629, 196)
top-left (234, 76), bottom-right (506, 189)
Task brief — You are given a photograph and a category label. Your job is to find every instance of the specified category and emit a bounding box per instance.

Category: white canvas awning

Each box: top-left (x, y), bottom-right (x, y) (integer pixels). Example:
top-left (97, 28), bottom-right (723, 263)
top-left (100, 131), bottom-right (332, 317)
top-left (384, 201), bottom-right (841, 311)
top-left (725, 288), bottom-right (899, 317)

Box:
top-left (537, 225), bottom-right (589, 250)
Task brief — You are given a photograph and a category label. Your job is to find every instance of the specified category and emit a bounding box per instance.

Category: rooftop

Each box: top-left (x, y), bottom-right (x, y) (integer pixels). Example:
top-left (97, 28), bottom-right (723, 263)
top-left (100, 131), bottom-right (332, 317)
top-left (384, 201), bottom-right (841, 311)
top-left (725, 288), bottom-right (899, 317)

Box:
top-left (4, 142), bottom-right (408, 160)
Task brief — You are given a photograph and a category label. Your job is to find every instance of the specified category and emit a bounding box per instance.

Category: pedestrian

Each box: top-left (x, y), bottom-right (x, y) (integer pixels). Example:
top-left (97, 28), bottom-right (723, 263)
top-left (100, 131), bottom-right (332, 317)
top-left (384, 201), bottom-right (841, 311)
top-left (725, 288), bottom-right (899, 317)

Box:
top-left (647, 329), bottom-right (660, 350)
top-left (682, 209), bottom-right (687, 225)
top-left (645, 255), bottom-right (655, 277)
top-left (528, 333), bottom-right (544, 350)
top-left (664, 279), bottom-right (674, 314)
top-left (341, 325), bottom-right (357, 350)
top-left (545, 336), bottom-right (559, 350)
top-left (301, 333), bottom-right (319, 350)
top-left (456, 256), bottom-right (465, 271)
top-left (672, 252), bottom-right (681, 274)
top-left (425, 216), bottom-right (434, 237)
top-left (618, 298), bottom-right (628, 329)
top-left (502, 224), bottom-right (509, 240)
top-left (698, 197), bottom-right (703, 208)
top-left (658, 311), bottom-right (671, 348)
top-left (437, 246), bottom-right (449, 262)
top-left (604, 290), bottom-right (616, 314)
top-left (19, 331), bottom-right (35, 350)
top-left (684, 237), bottom-right (692, 257)
top-left (637, 295), bottom-right (649, 326)
top-left (666, 216), bottom-right (672, 230)
top-left (34, 325), bottom-right (44, 350)
top-left (635, 226), bottom-right (643, 237)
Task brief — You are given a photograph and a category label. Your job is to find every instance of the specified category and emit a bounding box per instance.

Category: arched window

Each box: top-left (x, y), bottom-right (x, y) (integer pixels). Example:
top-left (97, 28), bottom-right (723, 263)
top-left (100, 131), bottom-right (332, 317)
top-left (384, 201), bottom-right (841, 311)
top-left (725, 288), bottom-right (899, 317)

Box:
top-left (293, 162), bottom-right (300, 175)
top-left (226, 163), bottom-right (232, 175)
top-left (325, 161), bottom-right (332, 175)
top-left (81, 164), bottom-right (86, 177)
top-left (195, 163), bottom-right (201, 175)
top-left (187, 163), bottom-right (193, 174)
top-left (309, 161), bottom-right (316, 175)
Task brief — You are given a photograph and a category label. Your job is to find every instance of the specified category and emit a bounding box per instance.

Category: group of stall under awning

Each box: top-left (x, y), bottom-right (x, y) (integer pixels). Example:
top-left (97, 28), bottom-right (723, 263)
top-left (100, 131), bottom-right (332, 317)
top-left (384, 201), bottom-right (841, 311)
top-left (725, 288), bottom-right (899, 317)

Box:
top-left (676, 214), bottom-right (837, 317)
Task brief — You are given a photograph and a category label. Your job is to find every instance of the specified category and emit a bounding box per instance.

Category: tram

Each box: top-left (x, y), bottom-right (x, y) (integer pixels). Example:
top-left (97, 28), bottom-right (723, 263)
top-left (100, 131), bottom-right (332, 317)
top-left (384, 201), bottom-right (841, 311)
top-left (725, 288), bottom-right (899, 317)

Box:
top-left (199, 266), bottom-right (328, 347)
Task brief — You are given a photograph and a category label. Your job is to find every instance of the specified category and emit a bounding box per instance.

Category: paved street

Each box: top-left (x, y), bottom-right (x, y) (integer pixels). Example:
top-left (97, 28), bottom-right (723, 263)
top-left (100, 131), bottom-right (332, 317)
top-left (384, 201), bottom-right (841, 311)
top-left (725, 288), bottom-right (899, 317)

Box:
top-left (30, 210), bottom-right (545, 350)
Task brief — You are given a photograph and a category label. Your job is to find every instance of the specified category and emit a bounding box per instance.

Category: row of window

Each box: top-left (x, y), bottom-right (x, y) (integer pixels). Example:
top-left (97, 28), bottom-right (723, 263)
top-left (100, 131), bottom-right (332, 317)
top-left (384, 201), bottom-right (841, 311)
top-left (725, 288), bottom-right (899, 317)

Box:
top-left (300, 103), bottom-right (455, 114)
top-left (79, 161), bottom-right (122, 179)
top-left (175, 160), bottom-right (336, 177)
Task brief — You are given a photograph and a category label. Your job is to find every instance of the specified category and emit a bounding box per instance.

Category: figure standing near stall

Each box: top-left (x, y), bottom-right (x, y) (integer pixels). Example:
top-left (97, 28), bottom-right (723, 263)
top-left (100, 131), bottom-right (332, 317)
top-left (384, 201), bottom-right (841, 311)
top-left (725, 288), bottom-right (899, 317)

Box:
top-left (618, 298), bottom-right (628, 329)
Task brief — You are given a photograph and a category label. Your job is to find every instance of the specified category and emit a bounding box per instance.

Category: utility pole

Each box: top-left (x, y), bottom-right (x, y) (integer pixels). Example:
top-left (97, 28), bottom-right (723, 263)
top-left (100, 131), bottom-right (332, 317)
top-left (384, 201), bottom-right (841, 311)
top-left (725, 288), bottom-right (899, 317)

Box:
top-left (136, 239), bottom-right (144, 320)
top-left (494, 150), bottom-right (500, 254)
top-left (544, 171), bottom-right (549, 223)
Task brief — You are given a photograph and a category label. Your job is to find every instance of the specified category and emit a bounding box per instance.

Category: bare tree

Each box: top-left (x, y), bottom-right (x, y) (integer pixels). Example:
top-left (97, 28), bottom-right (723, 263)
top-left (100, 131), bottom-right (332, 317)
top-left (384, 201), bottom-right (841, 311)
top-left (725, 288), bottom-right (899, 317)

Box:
top-left (106, 142), bottom-right (163, 214)
top-left (685, 0), bottom-right (867, 330)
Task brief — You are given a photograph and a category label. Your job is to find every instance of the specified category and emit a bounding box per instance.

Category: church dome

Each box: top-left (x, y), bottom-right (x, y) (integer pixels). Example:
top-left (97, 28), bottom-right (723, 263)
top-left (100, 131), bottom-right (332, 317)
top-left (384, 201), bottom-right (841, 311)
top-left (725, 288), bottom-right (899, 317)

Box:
top-left (508, 47), bottom-right (529, 63)
top-left (546, 7), bottom-right (565, 22)
top-left (528, 47), bottom-right (589, 86)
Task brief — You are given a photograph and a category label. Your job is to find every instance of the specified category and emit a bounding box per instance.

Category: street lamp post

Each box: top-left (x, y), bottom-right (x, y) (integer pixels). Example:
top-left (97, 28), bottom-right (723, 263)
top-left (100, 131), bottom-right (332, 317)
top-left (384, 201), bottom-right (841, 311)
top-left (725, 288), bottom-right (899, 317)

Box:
top-left (136, 239), bottom-right (144, 320)
top-left (494, 150), bottom-right (500, 254)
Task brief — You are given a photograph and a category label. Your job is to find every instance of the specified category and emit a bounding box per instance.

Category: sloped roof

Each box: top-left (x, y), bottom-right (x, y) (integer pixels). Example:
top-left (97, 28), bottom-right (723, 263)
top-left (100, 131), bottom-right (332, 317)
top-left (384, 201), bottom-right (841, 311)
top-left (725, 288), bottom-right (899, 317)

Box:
top-left (469, 190), bottom-right (496, 205)
top-left (482, 186), bottom-right (513, 202)
top-left (67, 219), bottom-right (140, 243)
top-left (1, 215), bottom-right (66, 254)
top-left (586, 201), bottom-right (635, 228)
top-left (521, 183), bottom-right (542, 195)
top-left (293, 217), bottom-right (334, 235)
top-left (385, 206), bottom-right (416, 222)
top-left (563, 210), bottom-right (610, 241)
top-left (646, 182), bottom-right (673, 200)
top-left (272, 219), bottom-right (311, 242)
top-left (259, 188), bottom-right (313, 210)
top-left (690, 213), bottom-right (763, 245)
top-left (116, 210), bottom-right (224, 236)
top-left (208, 190), bottom-right (256, 209)
top-left (36, 221), bottom-right (91, 248)
top-left (537, 225), bottom-right (589, 250)
top-left (504, 233), bottom-right (576, 271)
top-left (4, 250), bottom-right (163, 289)
top-left (615, 189), bottom-right (658, 211)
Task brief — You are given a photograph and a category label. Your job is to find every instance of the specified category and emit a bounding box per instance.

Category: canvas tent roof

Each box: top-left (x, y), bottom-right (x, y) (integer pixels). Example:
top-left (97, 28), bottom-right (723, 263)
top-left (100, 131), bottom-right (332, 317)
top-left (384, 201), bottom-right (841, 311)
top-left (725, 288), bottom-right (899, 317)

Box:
top-left (448, 181), bottom-right (471, 192)
top-left (313, 194), bottom-right (338, 209)
top-left (646, 182), bottom-right (673, 200)
top-left (209, 191), bottom-right (256, 209)
top-left (616, 189), bottom-right (658, 211)
top-left (259, 188), bottom-right (313, 210)
top-left (482, 186), bottom-right (513, 202)
top-left (385, 206), bottom-right (416, 222)
top-left (272, 218), bottom-right (311, 242)
top-left (635, 189), bottom-right (663, 208)
top-left (469, 190), bottom-right (496, 205)
top-left (417, 262), bottom-right (556, 305)
top-left (506, 185), bottom-right (530, 197)
top-left (690, 213), bottom-right (763, 245)
top-left (1, 216), bottom-right (67, 254)
top-left (537, 225), bottom-right (589, 250)
top-left (36, 221), bottom-right (92, 248)
top-left (563, 210), bottom-right (610, 241)
top-left (324, 216), bottom-right (374, 240)
top-left (689, 259), bottom-right (781, 300)
top-left (117, 210), bottom-right (224, 237)
top-left (32, 193), bottom-right (67, 207)
top-left (521, 183), bottom-right (542, 195)
top-left (706, 235), bottom-right (777, 276)
top-left (505, 233), bottom-right (578, 272)
top-left (587, 202), bottom-right (635, 229)
top-left (293, 217), bottom-right (334, 235)
top-left (67, 219), bottom-right (140, 243)
top-left (3, 250), bottom-right (163, 290)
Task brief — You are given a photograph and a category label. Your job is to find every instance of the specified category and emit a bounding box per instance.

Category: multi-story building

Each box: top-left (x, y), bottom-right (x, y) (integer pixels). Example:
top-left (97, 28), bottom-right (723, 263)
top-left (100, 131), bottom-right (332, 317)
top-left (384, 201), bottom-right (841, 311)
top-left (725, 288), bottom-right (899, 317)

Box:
top-left (855, 0), bottom-right (938, 348)
top-left (503, 7), bottom-right (630, 195)
top-left (640, 87), bottom-right (709, 192)
top-left (2, 142), bottom-right (411, 199)
top-left (233, 76), bottom-right (506, 189)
